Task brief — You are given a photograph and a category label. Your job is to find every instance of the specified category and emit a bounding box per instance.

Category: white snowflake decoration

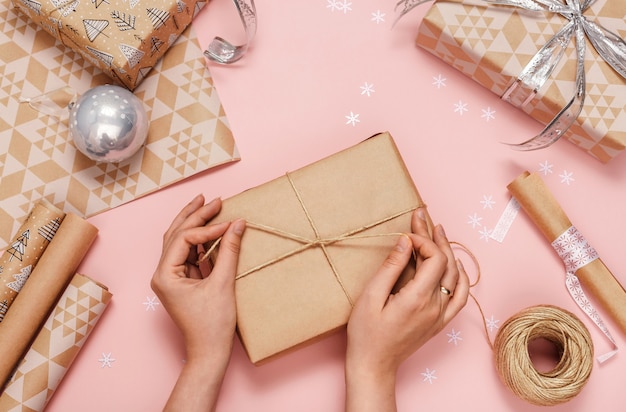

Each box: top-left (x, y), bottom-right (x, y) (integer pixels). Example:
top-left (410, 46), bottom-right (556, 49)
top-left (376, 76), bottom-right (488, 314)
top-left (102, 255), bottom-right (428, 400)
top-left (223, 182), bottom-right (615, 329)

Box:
top-left (143, 296), bottom-right (160, 311)
top-left (98, 352), bottom-right (116, 368)
top-left (453, 100), bottom-right (468, 115)
top-left (371, 10), bottom-right (385, 24)
top-left (480, 195), bottom-right (495, 210)
top-left (421, 368), bottom-right (437, 384)
top-left (559, 170), bottom-right (575, 185)
top-left (478, 226), bottom-right (491, 241)
top-left (538, 160), bottom-right (553, 175)
top-left (447, 329), bottom-right (462, 346)
top-left (481, 107), bottom-right (496, 121)
top-left (360, 82), bottom-right (375, 97)
top-left (486, 315), bottom-right (500, 332)
top-left (467, 213), bottom-right (483, 229)
top-left (345, 111), bottom-right (360, 126)
top-left (432, 74), bottom-right (446, 88)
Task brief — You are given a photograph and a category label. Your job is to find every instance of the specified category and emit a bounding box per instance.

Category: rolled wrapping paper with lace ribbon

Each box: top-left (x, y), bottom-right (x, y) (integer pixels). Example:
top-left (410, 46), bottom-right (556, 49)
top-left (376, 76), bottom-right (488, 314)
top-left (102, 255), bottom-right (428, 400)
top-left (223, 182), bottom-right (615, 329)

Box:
top-left (0, 200), bottom-right (66, 321)
top-left (507, 171), bottom-right (626, 357)
top-left (0, 273), bottom-right (112, 411)
top-left (0, 214), bottom-right (98, 387)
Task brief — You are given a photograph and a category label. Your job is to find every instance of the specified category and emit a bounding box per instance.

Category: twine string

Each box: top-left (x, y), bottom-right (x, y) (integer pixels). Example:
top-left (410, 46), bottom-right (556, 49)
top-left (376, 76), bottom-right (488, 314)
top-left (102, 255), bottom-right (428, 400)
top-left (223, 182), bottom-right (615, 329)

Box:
top-left (198, 172), bottom-right (420, 307)
top-left (451, 242), bottom-right (594, 406)
top-left (493, 305), bottom-right (594, 406)
top-left (199, 183), bottom-right (594, 406)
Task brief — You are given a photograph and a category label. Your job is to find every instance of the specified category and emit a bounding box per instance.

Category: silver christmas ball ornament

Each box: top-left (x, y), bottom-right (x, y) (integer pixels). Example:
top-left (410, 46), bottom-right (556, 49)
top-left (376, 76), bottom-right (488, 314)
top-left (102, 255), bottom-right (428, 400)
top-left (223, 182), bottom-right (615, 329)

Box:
top-left (69, 85), bottom-right (149, 163)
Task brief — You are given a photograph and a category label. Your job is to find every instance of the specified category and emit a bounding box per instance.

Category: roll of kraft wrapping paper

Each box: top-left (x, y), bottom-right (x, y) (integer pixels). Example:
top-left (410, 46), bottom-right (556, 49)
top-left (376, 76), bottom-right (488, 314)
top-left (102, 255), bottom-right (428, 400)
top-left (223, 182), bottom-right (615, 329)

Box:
top-left (0, 200), bottom-right (66, 321)
top-left (0, 214), bottom-right (98, 387)
top-left (0, 273), bottom-right (112, 411)
top-left (508, 171), bottom-right (626, 342)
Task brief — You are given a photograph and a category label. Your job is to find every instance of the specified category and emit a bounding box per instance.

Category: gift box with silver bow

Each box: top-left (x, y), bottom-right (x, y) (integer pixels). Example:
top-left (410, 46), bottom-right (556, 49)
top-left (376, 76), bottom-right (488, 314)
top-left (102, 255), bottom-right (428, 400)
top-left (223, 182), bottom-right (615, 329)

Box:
top-left (411, 0), bottom-right (626, 163)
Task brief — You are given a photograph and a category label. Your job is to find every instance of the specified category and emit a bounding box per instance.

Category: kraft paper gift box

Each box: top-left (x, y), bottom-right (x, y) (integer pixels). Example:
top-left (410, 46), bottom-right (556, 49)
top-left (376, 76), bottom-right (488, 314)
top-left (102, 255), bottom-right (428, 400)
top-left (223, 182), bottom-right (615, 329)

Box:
top-left (206, 132), bottom-right (428, 365)
top-left (11, 0), bottom-right (207, 90)
top-left (415, 0), bottom-right (626, 163)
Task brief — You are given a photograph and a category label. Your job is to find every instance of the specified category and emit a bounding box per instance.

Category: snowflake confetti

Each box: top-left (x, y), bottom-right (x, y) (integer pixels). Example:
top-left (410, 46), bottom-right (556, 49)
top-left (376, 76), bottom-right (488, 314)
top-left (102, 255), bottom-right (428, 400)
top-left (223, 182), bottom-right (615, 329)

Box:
top-left (371, 10), bottom-right (385, 24)
top-left (421, 368), bottom-right (437, 384)
top-left (479, 226), bottom-right (492, 241)
top-left (327, 0), bottom-right (352, 13)
top-left (453, 100), bottom-right (468, 115)
top-left (486, 315), bottom-right (500, 332)
top-left (480, 195), bottom-right (495, 210)
top-left (432, 74), bottom-right (446, 88)
top-left (467, 213), bottom-right (483, 229)
top-left (345, 111), bottom-right (360, 126)
top-left (559, 170), bottom-right (575, 185)
top-left (481, 107), bottom-right (496, 121)
top-left (538, 160), bottom-right (553, 175)
top-left (360, 82), bottom-right (375, 97)
top-left (98, 352), bottom-right (116, 368)
top-left (143, 296), bottom-right (160, 311)
top-left (447, 329), bottom-right (462, 346)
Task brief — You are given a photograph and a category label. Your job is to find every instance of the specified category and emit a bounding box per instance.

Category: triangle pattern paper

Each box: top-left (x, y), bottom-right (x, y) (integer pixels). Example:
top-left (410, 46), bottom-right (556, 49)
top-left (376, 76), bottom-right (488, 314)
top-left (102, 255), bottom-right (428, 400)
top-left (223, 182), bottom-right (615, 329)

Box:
top-left (0, 2), bottom-right (240, 249)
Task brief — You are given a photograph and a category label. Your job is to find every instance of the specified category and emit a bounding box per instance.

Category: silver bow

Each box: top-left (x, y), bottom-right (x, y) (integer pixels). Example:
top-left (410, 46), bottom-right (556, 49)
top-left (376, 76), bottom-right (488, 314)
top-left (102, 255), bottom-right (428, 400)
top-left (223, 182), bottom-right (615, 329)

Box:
top-left (396, 0), bottom-right (626, 150)
top-left (204, 0), bottom-right (257, 64)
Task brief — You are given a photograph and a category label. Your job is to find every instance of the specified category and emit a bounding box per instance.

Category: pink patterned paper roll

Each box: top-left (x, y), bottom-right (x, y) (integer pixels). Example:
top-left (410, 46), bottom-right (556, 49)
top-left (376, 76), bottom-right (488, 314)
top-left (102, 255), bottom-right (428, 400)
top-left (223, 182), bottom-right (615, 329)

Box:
top-left (0, 273), bottom-right (112, 411)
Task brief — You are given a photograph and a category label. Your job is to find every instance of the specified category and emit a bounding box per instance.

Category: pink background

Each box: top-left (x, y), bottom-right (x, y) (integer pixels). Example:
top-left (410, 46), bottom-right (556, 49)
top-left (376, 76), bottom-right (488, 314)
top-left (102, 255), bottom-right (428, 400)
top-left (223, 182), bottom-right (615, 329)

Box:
top-left (46, 0), bottom-right (626, 411)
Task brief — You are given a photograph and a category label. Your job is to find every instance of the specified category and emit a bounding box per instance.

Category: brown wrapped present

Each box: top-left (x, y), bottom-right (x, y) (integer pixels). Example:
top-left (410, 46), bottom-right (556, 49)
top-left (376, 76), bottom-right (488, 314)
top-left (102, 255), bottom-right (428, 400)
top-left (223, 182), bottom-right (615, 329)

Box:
top-left (207, 132), bottom-right (427, 364)
top-left (12, 0), bottom-right (207, 90)
top-left (416, 0), bottom-right (626, 163)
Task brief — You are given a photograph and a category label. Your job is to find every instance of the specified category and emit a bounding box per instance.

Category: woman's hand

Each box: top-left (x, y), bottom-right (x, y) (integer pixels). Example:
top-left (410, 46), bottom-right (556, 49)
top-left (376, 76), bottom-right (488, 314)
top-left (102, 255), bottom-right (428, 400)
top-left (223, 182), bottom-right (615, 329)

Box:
top-left (345, 207), bottom-right (469, 412)
top-left (151, 195), bottom-right (245, 412)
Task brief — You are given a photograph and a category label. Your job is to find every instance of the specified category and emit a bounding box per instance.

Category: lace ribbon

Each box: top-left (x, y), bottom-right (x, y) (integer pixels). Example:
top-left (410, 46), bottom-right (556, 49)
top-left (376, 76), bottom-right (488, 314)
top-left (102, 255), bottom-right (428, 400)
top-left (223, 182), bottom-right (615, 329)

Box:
top-left (395, 0), bottom-right (626, 150)
top-left (551, 226), bottom-right (618, 362)
top-left (204, 0), bottom-right (257, 64)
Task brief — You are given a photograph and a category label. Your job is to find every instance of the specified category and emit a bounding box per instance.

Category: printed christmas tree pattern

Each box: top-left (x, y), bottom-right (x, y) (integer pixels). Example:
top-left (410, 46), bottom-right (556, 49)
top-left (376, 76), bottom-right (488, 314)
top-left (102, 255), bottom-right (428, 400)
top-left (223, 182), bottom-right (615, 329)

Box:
top-left (6, 230), bottom-right (29, 262)
top-left (0, 201), bottom-right (66, 320)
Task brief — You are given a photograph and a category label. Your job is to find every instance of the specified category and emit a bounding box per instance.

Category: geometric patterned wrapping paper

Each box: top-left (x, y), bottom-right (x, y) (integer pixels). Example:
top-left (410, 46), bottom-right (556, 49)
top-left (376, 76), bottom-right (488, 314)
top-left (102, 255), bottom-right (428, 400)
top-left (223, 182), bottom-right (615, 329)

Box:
top-left (0, 1), bottom-right (240, 249)
top-left (417, 0), bottom-right (626, 163)
top-left (0, 273), bottom-right (112, 412)
top-left (11, 0), bottom-right (207, 91)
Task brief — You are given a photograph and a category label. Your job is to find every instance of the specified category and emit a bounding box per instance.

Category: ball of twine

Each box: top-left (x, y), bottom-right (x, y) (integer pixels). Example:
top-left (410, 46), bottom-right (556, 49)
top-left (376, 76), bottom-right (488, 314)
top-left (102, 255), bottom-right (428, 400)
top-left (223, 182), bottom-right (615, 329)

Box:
top-left (492, 305), bottom-right (594, 406)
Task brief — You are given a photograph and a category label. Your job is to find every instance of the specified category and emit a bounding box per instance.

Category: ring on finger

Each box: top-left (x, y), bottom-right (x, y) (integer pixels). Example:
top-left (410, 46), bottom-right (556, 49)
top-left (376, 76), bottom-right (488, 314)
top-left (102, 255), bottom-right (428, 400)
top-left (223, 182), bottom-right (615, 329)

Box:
top-left (440, 285), bottom-right (452, 296)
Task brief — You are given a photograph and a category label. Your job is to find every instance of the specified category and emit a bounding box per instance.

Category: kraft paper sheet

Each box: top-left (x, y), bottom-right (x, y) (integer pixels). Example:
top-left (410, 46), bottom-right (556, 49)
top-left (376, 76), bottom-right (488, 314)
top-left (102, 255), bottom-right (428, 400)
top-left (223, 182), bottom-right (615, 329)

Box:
top-left (508, 171), bottom-right (626, 337)
top-left (0, 273), bottom-right (112, 411)
top-left (0, 0), bottom-right (240, 249)
top-left (207, 132), bottom-right (426, 364)
top-left (0, 200), bottom-right (65, 320)
top-left (0, 213), bottom-right (98, 386)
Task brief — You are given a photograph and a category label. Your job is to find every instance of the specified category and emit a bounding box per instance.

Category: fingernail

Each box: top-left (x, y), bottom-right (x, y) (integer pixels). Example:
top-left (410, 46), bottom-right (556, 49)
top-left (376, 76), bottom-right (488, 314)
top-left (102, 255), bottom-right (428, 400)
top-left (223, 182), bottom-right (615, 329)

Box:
top-left (437, 224), bottom-right (446, 238)
top-left (417, 208), bottom-right (426, 220)
top-left (456, 258), bottom-right (464, 271)
top-left (232, 219), bottom-right (246, 235)
top-left (396, 234), bottom-right (410, 252)
top-left (208, 196), bottom-right (221, 204)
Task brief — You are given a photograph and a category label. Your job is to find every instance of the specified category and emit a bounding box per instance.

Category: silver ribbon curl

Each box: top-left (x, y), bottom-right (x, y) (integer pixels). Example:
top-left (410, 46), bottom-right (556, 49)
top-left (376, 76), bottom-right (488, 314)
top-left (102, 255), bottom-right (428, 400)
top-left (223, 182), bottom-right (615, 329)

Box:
top-left (396, 0), bottom-right (626, 151)
top-left (204, 0), bottom-right (257, 64)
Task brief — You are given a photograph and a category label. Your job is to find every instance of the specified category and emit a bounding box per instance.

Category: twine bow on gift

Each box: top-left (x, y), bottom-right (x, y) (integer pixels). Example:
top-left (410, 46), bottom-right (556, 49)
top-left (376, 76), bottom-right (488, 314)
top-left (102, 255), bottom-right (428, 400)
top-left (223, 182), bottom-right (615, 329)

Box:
top-left (199, 172), bottom-right (419, 307)
top-left (396, 0), bottom-right (626, 150)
